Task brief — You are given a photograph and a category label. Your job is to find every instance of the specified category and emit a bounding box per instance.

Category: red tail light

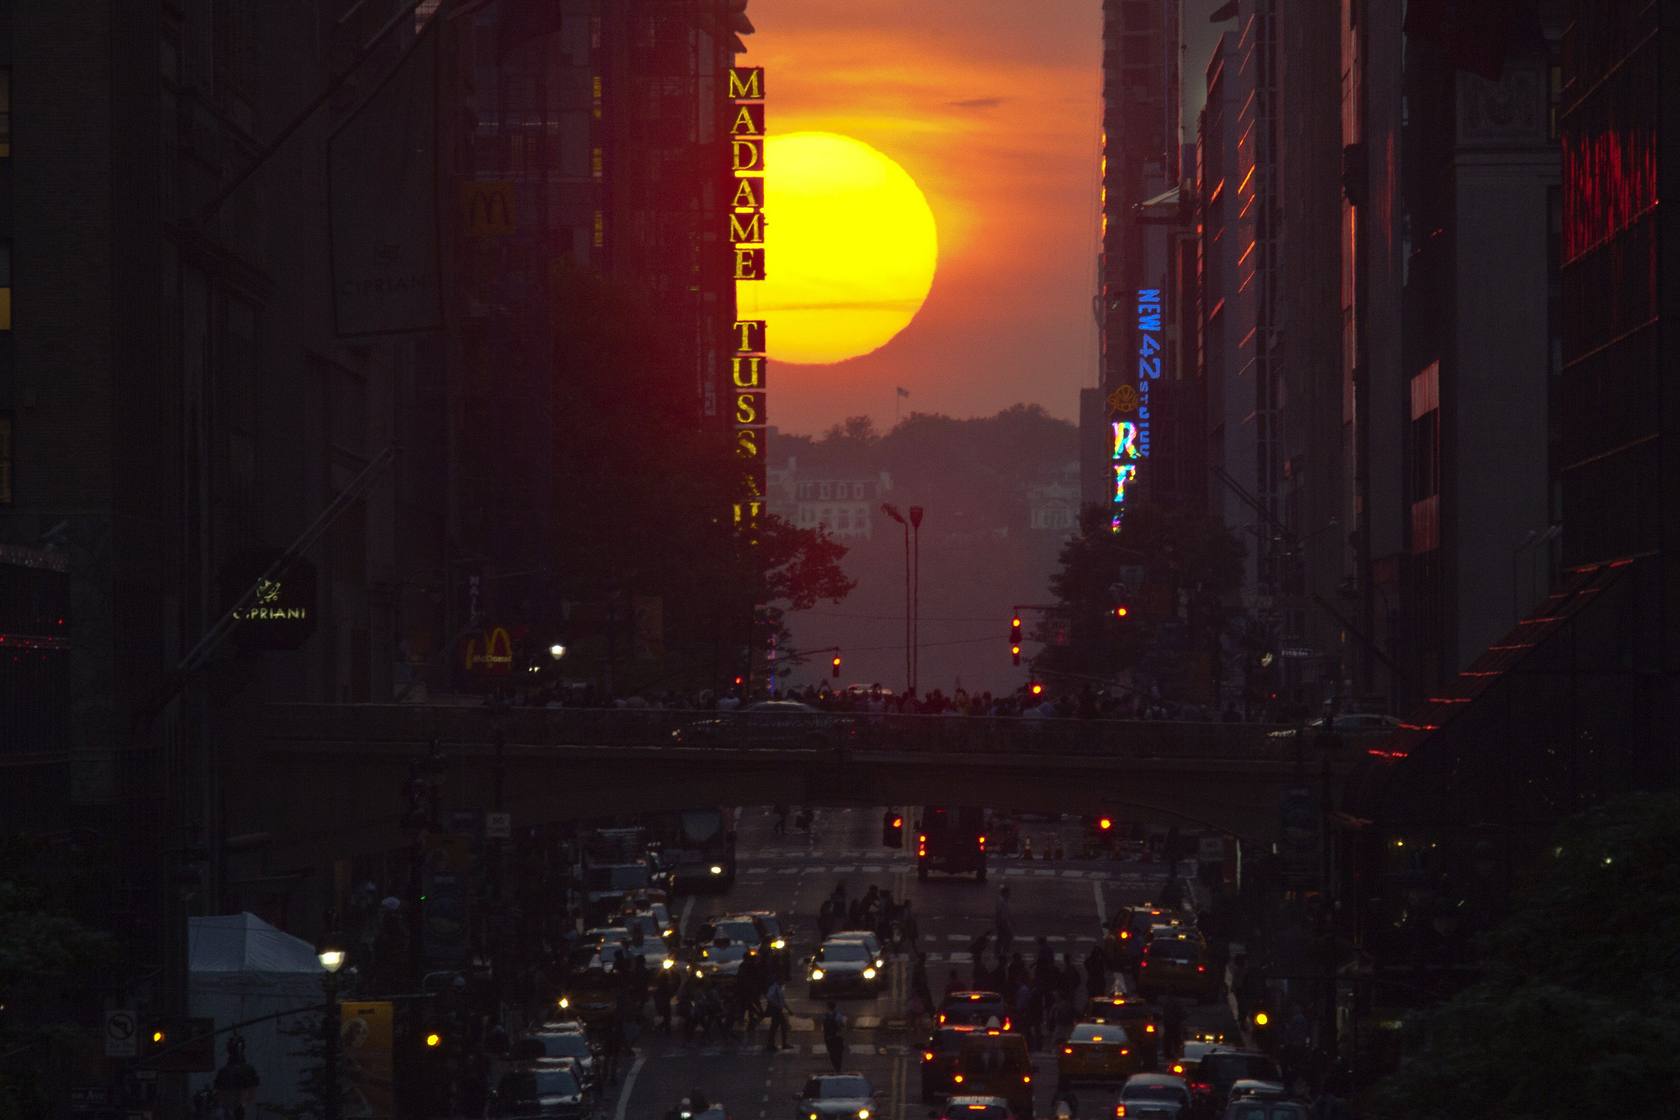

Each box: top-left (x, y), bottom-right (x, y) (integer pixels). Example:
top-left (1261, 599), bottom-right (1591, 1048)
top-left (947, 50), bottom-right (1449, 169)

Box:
top-left (1002, 1018), bottom-right (1012, 1031)
top-left (923, 1051), bottom-right (934, 1062)
top-left (1139, 960), bottom-right (1148, 968)
top-left (1115, 1107), bottom-right (1127, 1118)
top-left (1063, 1047), bottom-right (1074, 1055)
top-left (1196, 964), bottom-right (1207, 973)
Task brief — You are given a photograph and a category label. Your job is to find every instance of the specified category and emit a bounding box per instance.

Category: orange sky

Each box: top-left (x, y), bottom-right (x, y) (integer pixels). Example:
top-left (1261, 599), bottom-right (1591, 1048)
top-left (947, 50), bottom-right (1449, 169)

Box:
top-left (743, 0), bottom-right (1101, 436)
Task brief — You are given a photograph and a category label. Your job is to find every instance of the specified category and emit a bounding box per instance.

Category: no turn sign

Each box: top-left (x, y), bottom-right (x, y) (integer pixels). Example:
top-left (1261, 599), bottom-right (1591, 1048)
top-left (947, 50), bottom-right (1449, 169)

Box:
top-left (104, 1009), bottom-right (137, 1058)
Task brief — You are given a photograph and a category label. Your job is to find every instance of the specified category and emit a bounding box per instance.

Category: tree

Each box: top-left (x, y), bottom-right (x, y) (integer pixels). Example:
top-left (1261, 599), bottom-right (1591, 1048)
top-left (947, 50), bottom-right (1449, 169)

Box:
top-left (1031, 503), bottom-right (1244, 693)
top-left (1366, 793), bottom-right (1680, 1119)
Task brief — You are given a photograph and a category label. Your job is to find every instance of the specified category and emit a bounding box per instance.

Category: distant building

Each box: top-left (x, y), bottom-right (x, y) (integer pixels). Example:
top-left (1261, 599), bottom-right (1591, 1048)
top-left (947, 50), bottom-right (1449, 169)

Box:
top-left (1027, 472), bottom-right (1080, 534)
top-left (768, 457), bottom-right (894, 540)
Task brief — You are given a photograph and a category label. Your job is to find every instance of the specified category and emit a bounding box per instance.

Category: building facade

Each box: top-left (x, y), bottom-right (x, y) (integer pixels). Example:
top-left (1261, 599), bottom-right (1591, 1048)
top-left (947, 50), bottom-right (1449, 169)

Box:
top-left (768, 456), bottom-right (894, 541)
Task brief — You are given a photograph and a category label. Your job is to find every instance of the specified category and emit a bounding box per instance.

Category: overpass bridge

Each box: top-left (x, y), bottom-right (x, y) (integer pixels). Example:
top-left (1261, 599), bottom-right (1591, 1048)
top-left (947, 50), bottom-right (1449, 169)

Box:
top-left (228, 703), bottom-right (1385, 879)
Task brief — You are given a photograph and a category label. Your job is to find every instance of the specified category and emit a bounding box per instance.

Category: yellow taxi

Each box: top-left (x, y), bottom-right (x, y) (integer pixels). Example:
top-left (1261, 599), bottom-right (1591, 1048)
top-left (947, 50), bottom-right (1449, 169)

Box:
top-left (1057, 1021), bottom-right (1138, 1086)
top-left (1082, 993), bottom-right (1160, 1068)
top-left (1136, 936), bottom-right (1218, 1001)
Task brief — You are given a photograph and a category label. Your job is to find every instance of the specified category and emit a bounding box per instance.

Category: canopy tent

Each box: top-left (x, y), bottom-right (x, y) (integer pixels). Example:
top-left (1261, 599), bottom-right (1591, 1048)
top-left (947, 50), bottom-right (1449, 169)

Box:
top-left (188, 912), bottom-right (325, 1114)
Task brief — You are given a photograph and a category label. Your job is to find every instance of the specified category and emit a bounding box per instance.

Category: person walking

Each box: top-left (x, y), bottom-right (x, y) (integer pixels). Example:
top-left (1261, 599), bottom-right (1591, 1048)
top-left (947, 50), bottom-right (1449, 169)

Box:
top-left (763, 976), bottom-right (791, 1052)
top-left (821, 1001), bottom-right (848, 1073)
top-left (994, 885), bottom-right (1015, 965)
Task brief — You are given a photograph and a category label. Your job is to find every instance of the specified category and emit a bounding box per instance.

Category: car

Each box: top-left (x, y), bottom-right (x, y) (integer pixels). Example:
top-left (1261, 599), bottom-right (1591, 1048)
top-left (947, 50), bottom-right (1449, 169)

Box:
top-left (1227, 1080), bottom-right (1288, 1106)
top-left (691, 915), bottom-right (764, 979)
top-left (920, 1025), bottom-right (981, 1102)
top-left (1136, 939), bottom-right (1217, 1001)
top-left (739, 909), bottom-right (793, 978)
top-left (1057, 1020), bottom-right (1138, 1087)
top-left (554, 967), bottom-right (620, 1023)
top-left (792, 1072), bottom-right (879, 1119)
top-left (948, 1030), bottom-right (1035, 1118)
top-left (937, 991), bottom-right (1012, 1031)
top-left (808, 938), bottom-right (884, 996)
top-left (675, 700), bottom-right (854, 751)
top-left (1163, 1036), bottom-right (1226, 1079)
top-left (1082, 995), bottom-right (1159, 1068)
top-left (1107, 905), bottom-right (1181, 967)
top-left (1113, 1072), bottom-right (1193, 1119)
top-left (1181, 1050), bottom-right (1283, 1117)
top-left (932, 1095), bottom-right (1020, 1119)
top-left (490, 1066), bottom-right (589, 1118)
top-left (510, 1031), bottom-right (598, 1084)
top-left (1220, 1100), bottom-right (1307, 1120)
top-left (582, 862), bottom-right (655, 924)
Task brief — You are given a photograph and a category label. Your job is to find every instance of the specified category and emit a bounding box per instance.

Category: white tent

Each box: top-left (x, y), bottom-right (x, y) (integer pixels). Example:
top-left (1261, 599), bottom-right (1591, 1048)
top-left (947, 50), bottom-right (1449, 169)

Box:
top-left (188, 912), bottom-right (325, 1114)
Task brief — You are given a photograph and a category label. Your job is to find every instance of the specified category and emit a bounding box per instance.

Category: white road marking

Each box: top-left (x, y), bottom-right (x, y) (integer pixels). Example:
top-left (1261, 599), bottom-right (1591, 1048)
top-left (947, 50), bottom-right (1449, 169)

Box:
top-left (612, 1054), bottom-right (645, 1120)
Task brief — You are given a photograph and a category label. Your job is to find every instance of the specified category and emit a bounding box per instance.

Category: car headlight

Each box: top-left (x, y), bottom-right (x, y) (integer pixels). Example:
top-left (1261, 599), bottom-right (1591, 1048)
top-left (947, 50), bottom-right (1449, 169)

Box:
top-left (810, 968), bottom-right (825, 981)
top-left (875, 959), bottom-right (884, 969)
top-left (661, 958), bottom-right (674, 970)
top-left (858, 1110), bottom-right (871, 1119)
top-left (557, 996), bottom-right (570, 1009)
top-left (662, 929), bottom-right (673, 938)
top-left (771, 939), bottom-right (786, 950)
top-left (709, 865), bottom-right (723, 875)
top-left (862, 967), bottom-right (877, 980)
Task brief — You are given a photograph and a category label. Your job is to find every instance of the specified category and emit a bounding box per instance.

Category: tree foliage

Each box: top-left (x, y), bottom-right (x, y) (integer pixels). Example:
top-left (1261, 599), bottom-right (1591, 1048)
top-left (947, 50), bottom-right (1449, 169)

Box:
top-left (1032, 503), bottom-right (1244, 686)
top-left (1367, 793), bottom-right (1680, 1119)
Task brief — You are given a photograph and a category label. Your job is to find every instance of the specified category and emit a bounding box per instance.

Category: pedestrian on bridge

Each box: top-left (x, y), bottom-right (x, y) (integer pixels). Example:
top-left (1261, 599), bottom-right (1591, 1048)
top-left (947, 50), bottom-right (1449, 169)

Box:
top-left (821, 1001), bottom-right (848, 1073)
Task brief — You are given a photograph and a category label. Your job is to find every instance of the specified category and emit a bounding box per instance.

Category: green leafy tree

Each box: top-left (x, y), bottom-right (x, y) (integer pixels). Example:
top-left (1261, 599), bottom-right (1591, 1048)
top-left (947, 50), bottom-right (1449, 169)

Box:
top-left (1032, 503), bottom-right (1244, 691)
top-left (1367, 793), bottom-right (1680, 1119)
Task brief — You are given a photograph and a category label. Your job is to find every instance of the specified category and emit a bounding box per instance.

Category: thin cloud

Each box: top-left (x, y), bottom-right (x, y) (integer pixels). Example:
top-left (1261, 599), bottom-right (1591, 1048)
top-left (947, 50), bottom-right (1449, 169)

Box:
top-left (945, 96), bottom-right (1006, 111)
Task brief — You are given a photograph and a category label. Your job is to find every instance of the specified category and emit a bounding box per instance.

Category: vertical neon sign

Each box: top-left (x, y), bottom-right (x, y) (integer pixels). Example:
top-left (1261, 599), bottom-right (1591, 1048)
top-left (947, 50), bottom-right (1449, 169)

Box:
top-left (1110, 288), bottom-right (1162, 533)
top-left (729, 67), bottom-right (767, 530)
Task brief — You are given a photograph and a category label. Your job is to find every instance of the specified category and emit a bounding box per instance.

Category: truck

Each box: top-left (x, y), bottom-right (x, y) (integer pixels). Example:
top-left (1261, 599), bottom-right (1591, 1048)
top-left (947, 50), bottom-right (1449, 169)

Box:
top-left (915, 805), bottom-right (987, 881)
top-left (655, 808), bottom-right (737, 894)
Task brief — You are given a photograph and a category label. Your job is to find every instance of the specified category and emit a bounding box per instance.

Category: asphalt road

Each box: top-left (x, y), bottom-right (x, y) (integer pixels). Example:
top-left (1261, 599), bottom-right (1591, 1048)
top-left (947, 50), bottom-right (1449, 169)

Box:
top-left (612, 806), bottom-right (1231, 1120)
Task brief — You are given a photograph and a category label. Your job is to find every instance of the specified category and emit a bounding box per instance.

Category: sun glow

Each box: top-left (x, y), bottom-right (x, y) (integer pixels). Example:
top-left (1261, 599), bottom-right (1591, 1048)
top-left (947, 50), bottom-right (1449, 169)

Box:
top-left (740, 131), bottom-right (938, 365)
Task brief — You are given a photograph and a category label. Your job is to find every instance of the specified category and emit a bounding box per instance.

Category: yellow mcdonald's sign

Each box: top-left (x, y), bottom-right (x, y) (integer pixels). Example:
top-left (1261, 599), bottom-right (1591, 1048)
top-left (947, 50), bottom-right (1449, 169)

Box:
top-left (462, 625), bottom-right (515, 674)
top-left (462, 181), bottom-right (515, 236)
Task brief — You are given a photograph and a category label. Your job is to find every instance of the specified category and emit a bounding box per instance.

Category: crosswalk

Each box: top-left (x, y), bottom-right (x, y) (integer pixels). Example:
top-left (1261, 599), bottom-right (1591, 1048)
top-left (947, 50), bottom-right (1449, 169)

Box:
top-left (739, 861), bottom-right (1162, 882)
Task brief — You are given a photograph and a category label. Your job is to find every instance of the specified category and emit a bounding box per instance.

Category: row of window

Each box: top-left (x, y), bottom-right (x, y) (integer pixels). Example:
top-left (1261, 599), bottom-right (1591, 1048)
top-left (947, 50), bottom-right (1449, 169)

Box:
top-left (797, 505), bottom-right (869, 531)
top-left (795, 480), bottom-right (871, 501)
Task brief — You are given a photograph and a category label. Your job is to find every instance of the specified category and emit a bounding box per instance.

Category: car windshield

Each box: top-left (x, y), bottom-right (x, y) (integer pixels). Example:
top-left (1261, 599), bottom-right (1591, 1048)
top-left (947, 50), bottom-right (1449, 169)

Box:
top-left (755, 915), bottom-right (782, 937)
top-left (586, 865), bottom-right (648, 891)
top-left (499, 1068), bottom-right (581, 1099)
top-left (818, 942), bottom-right (869, 962)
top-left (536, 1034), bottom-right (590, 1058)
top-left (805, 1075), bottom-right (870, 1099)
top-left (1204, 1055), bottom-right (1282, 1084)
top-left (715, 920), bottom-right (758, 943)
top-left (1231, 1107), bottom-right (1305, 1120)
top-left (1070, 1023), bottom-right (1127, 1043)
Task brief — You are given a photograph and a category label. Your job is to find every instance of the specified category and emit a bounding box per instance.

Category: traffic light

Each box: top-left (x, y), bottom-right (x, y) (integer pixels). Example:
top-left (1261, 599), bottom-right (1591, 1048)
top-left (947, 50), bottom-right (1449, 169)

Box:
top-left (1010, 614), bottom-right (1022, 644)
top-left (1011, 643), bottom-right (1021, 666)
top-left (1113, 604), bottom-right (1130, 619)
top-left (1097, 816), bottom-right (1114, 832)
top-left (831, 654), bottom-right (842, 678)
top-left (141, 1017), bottom-right (216, 1072)
top-left (882, 810), bottom-right (903, 848)
top-left (1029, 682), bottom-right (1044, 698)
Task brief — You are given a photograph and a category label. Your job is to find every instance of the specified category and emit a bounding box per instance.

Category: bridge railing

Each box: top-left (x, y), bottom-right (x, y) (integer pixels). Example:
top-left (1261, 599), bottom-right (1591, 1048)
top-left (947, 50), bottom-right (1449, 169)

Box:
top-left (254, 703), bottom-right (1297, 762)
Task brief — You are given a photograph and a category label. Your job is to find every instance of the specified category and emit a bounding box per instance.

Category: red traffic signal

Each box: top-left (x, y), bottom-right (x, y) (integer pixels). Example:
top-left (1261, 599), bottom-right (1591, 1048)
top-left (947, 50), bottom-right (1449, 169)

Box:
top-left (1113, 605), bottom-right (1130, 619)
top-left (1011, 643), bottom-right (1021, 666)
top-left (831, 654), bottom-right (842, 678)
top-left (1010, 615), bottom-right (1022, 643)
top-left (882, 810), bottom-right (903, 848)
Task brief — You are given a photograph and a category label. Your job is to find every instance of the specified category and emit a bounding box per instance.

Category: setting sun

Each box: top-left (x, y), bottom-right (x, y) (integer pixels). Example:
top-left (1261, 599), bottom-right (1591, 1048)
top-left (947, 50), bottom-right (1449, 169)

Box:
top-left (739, 131), bottom-right (938, 365)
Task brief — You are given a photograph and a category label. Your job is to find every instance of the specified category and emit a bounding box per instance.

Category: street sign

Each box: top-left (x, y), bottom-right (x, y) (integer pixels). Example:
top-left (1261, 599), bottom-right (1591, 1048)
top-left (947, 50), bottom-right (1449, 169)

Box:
top-left (485, 811), bottom-right (511, 839)
top-left (104, 1008), bottom-right (137, 1058)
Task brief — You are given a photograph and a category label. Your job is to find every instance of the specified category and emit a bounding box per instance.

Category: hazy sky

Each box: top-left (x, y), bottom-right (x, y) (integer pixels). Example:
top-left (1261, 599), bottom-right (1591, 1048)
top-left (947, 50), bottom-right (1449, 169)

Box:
top-left (744, 0), bottom-right (1104, 436)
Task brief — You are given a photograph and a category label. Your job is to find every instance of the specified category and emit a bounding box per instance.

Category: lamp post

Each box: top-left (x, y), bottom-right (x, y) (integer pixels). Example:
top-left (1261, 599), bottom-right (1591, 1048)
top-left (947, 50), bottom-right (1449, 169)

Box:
top-left (881, 503), bottom-right (911, 695)
top-left (908, 506), bottom-right (924, 694)
top-left (317, 930), bottom-right (347, 1120)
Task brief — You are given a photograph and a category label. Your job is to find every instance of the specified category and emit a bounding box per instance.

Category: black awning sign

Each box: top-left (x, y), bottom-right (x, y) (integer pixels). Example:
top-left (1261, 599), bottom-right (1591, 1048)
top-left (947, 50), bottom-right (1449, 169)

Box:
top-left (220, 549), bottom-right (319, 651)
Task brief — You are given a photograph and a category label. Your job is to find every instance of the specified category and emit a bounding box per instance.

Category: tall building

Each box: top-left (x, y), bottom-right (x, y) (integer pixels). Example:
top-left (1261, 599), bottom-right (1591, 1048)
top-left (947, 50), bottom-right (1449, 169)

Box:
top-left (1089, 0), bottom-right (1182, 525)
top-left (1396, 4), bottom-right (1562, 699)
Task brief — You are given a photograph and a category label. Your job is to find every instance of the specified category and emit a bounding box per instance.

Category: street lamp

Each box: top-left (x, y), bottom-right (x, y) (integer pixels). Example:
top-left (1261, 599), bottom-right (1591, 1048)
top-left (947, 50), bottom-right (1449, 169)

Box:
top-left (881, 503), bottom-right (912, 695)
top-left (548, 642), bottom-right (566, 661)
top-left (317, 930), bottom-right (347, 1120)
top-left (908, 506), bottom-right (924, 694)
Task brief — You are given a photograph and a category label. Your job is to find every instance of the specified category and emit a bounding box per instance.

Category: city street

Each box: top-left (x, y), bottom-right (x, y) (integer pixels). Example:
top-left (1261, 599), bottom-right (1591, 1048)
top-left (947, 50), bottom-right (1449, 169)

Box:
top-left (614, 805), bottom-right (1224, 1120)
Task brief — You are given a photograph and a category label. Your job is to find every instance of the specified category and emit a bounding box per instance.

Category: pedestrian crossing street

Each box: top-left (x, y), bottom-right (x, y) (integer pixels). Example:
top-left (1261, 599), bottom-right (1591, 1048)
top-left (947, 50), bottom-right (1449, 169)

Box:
top-left (643, 1039), bottom-right (922, 1061)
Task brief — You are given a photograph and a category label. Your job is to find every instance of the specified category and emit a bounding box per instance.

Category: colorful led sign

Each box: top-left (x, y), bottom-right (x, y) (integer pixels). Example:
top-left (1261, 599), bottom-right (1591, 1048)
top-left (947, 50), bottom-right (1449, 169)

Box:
top-left (1110, 288), bottom-right (1162, 532)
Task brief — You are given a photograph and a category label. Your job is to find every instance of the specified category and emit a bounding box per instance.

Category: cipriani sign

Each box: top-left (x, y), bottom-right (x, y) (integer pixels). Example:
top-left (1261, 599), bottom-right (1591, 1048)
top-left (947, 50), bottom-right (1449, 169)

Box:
top-left (1110, 287), bottom-right (1161, 532)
